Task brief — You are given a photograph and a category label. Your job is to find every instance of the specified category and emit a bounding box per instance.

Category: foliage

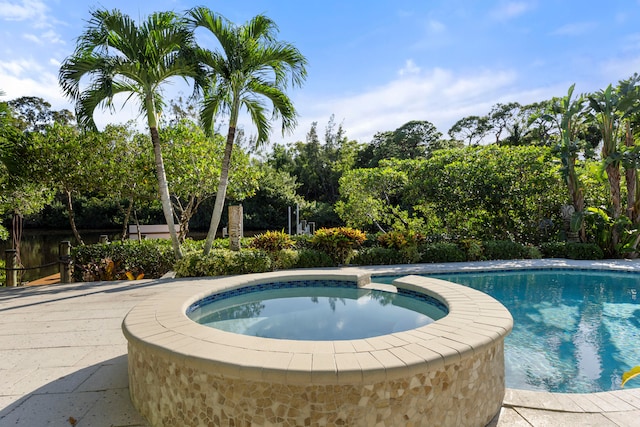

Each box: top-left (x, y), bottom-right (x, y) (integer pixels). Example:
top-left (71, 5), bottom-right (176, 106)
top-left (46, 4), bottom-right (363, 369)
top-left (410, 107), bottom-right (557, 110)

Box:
top-left (72, 240), bottom-right (175, 281)
top-left (565, 242), bottom-right (604, 260)
top-left (7, 96), bottom-right (74, 132)
top-left (335, 159), bottom-right (417, 233)
top-left (351, 247), bottom-right (407, 265)
top-left (358, 120), bottom-right (446, 167)
top-left (249, 230), bottom-right (296, 252)
top-left (187, 7), bottom-right (308, 255)
top-left (291, 248), bottom-right (335, 268)
top-left (59, 8), bottom-right (201, 258)
top-left (0, 259), bottom-right (5, 285)
top-left (310, 227), bottom-right (367, 264)
top-left (410, 145), bottom-right (566, 243)
top-left (240, 163), bottom-right (302, 230)
top-left (539, 241), bottom-right (567, 258)
top-left (377, 230), bottom-right (424, 263)
top-left (419, 242), bottom-right (466, 263)
top-left (174, 249), bottom-right (271, 277)
top-left (482, 240), bottom-right (530, 260)
top-left (162, 120), bottom-right (258, 239)
top-left (271, 249), bottom-right (299, 270)
top-left (458, 239), bottom-right (484, 261)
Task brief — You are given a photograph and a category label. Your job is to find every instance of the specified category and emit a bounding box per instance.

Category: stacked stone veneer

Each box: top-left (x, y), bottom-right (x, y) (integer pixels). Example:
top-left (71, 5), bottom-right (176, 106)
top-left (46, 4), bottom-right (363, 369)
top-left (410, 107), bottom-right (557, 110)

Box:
top-left (122, 270), bottom-right (513, 427)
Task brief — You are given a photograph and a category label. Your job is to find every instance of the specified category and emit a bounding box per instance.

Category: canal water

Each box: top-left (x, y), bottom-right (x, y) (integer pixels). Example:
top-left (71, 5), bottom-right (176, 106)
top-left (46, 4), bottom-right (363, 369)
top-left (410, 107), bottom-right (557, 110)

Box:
top-left (0, 230), bottom-right (121, 283)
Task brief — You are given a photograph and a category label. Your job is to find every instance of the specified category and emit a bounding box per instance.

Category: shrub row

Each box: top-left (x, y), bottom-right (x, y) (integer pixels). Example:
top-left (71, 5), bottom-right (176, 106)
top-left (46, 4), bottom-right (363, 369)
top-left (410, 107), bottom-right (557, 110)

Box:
top-left (72, 239), bottom-right (175, 281)
top-left (70, 227), bottom-right (607, 280)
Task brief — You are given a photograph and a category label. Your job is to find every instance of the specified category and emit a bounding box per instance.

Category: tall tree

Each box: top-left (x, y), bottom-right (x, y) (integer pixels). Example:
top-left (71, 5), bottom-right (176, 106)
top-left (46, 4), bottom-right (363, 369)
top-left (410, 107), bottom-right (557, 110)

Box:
top-left (58, 8), bottom-right (202, 258)
top-left (544, 85), bottom-right (587, 219)
top-left (187, 7), bottom-right (307, 254)
top-left (8, 96), bottom-right (74, 132)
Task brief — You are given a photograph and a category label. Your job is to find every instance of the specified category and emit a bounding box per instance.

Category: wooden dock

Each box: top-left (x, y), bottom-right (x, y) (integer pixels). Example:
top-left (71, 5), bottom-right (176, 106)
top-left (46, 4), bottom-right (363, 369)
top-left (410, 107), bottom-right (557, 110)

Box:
top-left (26, 273), bottom-right (61, 286)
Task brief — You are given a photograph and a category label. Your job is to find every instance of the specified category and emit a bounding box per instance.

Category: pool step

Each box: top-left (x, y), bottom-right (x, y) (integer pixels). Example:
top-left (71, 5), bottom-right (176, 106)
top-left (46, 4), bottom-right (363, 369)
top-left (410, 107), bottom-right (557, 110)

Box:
top-left (358, 282), bottom-right (397, 293)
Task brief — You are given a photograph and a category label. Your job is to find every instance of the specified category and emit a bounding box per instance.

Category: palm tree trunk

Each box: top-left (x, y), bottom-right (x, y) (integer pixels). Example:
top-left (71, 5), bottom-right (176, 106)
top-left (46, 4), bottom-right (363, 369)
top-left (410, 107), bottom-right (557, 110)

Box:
top-left (146, 97), bottom-right (182, 259)
top-left (150, 127), bottom-right (183, 259)
top-left (607, 162), bottom-right (622, 248)
top-left (625, 122), bottom-right (637, 221)
top-left (203, 126), bottom-right (235, 255)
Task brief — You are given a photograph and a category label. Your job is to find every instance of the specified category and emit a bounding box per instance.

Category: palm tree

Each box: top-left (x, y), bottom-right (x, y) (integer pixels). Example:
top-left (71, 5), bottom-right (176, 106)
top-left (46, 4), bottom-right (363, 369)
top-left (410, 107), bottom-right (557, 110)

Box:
top-left (187, 7), bottom-right (307, 255)
top-left (545, 84), bottom-right (586, 238)
top-left (588, 78), bottom-right (640, 248)
top-left (58, 9), bottom-right (202, 259)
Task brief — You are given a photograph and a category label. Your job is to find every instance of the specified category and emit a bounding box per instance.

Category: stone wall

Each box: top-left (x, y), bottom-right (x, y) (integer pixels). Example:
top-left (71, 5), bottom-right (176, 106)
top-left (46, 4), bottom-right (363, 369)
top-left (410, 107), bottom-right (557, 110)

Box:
top-left (128, 340), bottom-right (505, 427)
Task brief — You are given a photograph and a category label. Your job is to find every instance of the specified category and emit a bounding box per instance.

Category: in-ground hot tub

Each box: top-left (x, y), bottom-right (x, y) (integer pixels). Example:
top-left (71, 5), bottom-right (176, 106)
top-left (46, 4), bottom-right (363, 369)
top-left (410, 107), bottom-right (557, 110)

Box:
top-left (122, 269), bottom-right (513, 427)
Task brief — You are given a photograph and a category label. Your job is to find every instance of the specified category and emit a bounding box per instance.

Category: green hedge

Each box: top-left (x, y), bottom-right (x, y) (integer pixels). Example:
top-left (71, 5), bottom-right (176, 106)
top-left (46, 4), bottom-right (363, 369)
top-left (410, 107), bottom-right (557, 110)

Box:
top-left (174, 249), bottom-right (272, 277)
top-left (482, 240), bottom-right (530, 260)
top-left (420, 242), bottom-right (466, 263)
top-left (351, 247), bottom-right (408, 265)
top-left (72, 240), bottom-right (175, 281)
top-left (565, 242), bottom-right (604, 260)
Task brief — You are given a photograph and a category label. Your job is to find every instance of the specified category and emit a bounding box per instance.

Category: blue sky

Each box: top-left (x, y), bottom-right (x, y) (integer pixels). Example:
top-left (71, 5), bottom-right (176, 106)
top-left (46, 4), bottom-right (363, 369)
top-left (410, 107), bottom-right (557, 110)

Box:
top-left (2, 0), bottom-right (640, 145)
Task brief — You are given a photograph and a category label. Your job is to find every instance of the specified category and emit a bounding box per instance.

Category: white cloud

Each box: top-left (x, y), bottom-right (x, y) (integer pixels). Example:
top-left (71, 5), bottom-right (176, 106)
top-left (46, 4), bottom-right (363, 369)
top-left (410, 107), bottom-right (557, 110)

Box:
top-left (552, 22), bottom-right (597, 37)
top-left (427, 19), bottom-right (446, 34)
top-left (490, 1), bottom-right (535, 21)
top-left (0, 0), bottom-right (49, 27)
top-left (287, 64), bottom-right (532, 144)
top-left (398, 59), bottom-right (420, 76)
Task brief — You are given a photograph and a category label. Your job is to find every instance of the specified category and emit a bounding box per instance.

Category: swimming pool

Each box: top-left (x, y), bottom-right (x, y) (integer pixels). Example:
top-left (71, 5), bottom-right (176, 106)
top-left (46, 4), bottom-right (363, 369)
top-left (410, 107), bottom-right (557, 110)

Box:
top-left (187, 281), bottom-right (448, 340)
top-left (378, 269), bottom-right (640, 393)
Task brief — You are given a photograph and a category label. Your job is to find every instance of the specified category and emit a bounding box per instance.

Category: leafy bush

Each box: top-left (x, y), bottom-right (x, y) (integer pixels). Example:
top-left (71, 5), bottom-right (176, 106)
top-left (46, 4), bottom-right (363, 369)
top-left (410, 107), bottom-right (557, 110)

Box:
top-left (377, 230), bottom-right (424, 250)
top-left (420, 242), bottom-right (466, 263)
top-left (351, 247), bottom-right (407, 265)
top-left (482, 240), bottom-right (529, 260)
top-left (249, 230), bottom-right (296, 252)
top-left (540, 241), bottom-right (567, 258)
top-left (72, 240), bottom-right (175, 281)
top-left (525, 245), bottom-right (543, 259)
top-left (174, 249), bottom-right (272, 277)
top-left (377, 230), bottom-right (423, 263)
top-left (272, 249), bottom-right (299, 270)
top-left (0, 259), bottom-right (5, 286)
top-left (459, 239), bottom-right (484, 261)
top-left (565, 242), bottom-right (604, 260)
top-left (310, 227), bottom-right (367, 264)
top-left (292, 248), bottom-right (335, 268)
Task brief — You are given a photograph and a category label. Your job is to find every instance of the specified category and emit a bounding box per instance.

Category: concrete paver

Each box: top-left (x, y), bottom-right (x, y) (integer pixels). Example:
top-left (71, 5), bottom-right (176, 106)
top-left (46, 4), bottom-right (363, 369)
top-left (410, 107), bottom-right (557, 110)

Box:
top-left (1, 259), bottom-right (640, 426)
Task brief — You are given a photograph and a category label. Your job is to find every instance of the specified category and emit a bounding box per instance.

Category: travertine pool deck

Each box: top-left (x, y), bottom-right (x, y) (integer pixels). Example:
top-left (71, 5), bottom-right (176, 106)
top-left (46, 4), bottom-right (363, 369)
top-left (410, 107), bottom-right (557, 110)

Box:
top-left (1, 259), bottom-right (640, 426)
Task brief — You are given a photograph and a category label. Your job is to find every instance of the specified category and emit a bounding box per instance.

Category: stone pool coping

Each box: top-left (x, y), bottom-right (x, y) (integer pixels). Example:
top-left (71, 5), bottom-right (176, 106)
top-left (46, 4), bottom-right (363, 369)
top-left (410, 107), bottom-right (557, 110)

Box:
top-left (122, 268), bottom-right (513, 386)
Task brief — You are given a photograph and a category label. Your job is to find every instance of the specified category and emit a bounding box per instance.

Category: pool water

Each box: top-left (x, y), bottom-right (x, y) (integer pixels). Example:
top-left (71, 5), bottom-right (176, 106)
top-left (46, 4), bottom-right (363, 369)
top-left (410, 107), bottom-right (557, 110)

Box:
top-left (379, 270), bottom-right (640, 393)
top-left (188, 284), bottom-right (447, 341)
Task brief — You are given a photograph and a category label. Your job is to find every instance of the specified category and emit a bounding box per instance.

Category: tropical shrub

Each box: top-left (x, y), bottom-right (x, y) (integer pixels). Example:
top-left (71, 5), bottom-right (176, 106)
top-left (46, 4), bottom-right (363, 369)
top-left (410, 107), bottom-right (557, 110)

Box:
top-left (482, 240), bottom-right (529, 260)
top-left (377, 230), bottom-right (423, 263)
top-left (310, 227), bottom-right (367, 264)
top-left (351, 247), bottom-right (407, 265)
top-left (565, 242), bottom-right (604, 260)
top-left (272, 249), bottom-right (299, 270)
top-left (458, 238), bottom-right (484, 261)
top-left (292, 248), bottom-right (335, 268)
top-left (420, 242), bottom-right (466, 263)
top-left (539, 241), bottom-right (567, 258)
top-left (174, 249), bottom-right (271, 277)
top-left (249, 230), bottom-right (295, 252)
top-left (72, 240), bottom-right (174, 281)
